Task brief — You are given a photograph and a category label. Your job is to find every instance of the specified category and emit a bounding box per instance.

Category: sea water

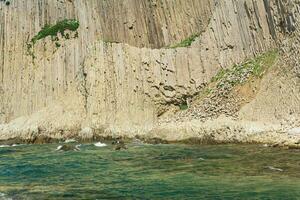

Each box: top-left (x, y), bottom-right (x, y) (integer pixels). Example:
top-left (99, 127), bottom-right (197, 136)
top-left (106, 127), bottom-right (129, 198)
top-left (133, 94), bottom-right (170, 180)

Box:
top-left (0, 142), bottom-right (299, 199)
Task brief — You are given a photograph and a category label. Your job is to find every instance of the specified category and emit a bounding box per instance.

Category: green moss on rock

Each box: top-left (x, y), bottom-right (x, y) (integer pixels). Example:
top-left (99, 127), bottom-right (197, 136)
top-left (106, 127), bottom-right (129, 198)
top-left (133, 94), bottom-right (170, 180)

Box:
top-left (211, 50), bottom-right (279, 87)
top-left (168, 34), bottom-right (199, 48)
top-left (31, 19), bottom-right (79, 45)
top-left (179, 102), bottom-right (188, 110)
top-left (27, 19), bottom-right (79, 59)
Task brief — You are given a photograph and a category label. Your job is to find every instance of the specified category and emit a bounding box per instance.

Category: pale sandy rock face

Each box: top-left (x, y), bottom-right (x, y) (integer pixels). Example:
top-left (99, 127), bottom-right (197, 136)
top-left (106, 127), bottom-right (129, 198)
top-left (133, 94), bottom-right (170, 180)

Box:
top-left (78, 127), bottom-right (94, 140)
top-left (238, 64), bottom-right (300, 126)
top-left (80, 0), bottom-right (282, 131)
top-left (0, 0), bottom-right (213, 125)
top-left (288, 128), bottom-right (300, 135)
top-left (239, 0), bottom-right (300, 127)
top-left (0, 0), bottom-right (299, 145)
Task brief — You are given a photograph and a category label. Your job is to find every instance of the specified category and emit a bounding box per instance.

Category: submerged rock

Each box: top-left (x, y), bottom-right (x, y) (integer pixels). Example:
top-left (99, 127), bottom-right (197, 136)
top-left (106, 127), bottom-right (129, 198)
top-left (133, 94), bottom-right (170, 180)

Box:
top-left (115, 144), bottom-right (128, 151)
top-left (112, 139), bottom-right (128, 151)
top-left (131, 138), bottom-right (144, 146)
top-left (141, 137), bottom-right (168, 145)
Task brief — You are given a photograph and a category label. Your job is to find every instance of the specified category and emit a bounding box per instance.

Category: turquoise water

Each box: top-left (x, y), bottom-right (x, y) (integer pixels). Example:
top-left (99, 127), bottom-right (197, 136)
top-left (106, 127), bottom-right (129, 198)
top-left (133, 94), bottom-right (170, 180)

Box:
top-left (0, 142), bottom-right (299, 199)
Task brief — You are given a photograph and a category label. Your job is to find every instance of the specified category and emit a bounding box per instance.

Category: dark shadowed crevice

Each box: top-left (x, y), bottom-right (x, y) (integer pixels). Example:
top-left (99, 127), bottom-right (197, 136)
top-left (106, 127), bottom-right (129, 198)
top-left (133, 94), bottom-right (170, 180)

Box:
top-left (76, 64), bottom-right (89, 114)
top-left (263, 0), bottom-right (277, 40)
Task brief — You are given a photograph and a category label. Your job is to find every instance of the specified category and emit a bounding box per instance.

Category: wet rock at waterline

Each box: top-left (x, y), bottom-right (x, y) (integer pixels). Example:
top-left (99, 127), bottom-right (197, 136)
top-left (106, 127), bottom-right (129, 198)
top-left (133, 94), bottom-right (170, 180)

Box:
top-left (112, 139), bottom-right (128, 151)
top-left (56, 144), bottom-right (81, 152)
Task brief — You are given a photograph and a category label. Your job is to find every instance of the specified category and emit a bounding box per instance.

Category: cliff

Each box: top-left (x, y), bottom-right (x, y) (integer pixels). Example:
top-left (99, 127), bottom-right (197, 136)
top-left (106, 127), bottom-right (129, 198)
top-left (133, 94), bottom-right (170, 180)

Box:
top-left (0, 0), bottom-right (299, 147)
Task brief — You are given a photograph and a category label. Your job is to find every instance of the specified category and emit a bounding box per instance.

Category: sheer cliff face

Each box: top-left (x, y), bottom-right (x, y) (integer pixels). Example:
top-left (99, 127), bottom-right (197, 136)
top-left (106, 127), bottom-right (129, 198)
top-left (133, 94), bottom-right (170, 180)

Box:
top-left (239, 1), bottom-right (300, 126)
top-left (0, 0), bottom-right (212, 125)
top-left (0, 0), bottom-right (213, 49)
top-left (0, 0), bottom-right (294, 136)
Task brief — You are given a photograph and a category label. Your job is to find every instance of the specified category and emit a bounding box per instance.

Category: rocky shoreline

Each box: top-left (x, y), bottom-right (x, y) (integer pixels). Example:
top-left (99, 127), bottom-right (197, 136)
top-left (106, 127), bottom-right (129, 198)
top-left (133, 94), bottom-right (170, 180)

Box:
top-left (1, 117), bottom-right (299, 149)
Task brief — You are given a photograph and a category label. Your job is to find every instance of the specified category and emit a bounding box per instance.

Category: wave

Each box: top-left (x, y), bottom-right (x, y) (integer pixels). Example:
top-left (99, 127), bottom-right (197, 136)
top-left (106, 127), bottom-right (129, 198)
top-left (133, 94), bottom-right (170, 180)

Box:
top-left (56, 145), bottom-right (63, 151)
top-left (56, 144), bottom-right (81, 151)
top-left (94, 142), bottom-right (107, 147)
top-left (64, 139), bottom-right (77, 143)
top-left (0, 144), bottom-right (24, 148)
top-left (266, 166), bottom-right (284, 172)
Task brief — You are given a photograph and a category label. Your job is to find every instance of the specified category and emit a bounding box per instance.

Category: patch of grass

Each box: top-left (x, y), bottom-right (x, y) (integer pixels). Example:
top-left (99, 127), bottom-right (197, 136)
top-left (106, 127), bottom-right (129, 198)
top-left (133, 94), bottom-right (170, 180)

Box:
top-left (252, 50), bottom-right (278, 77)
top-left (185, 50), bottom-right (278, 116)
top-left (30, 19), bottom-right (79, 45)
top-left (168, 34), bottom-right (199, 48)
top-left (27, 19), bottom-right (79, 59)
top-left (211, 68), bottom-right (230, 82)
top-left (211, 50), bottom-right (278, 87)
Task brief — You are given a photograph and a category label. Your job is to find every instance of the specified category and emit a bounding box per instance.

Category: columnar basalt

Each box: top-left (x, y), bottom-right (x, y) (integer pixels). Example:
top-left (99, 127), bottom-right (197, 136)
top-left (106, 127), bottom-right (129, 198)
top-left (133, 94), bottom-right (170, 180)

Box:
top-left (0, 0), bottom-right (299, 147)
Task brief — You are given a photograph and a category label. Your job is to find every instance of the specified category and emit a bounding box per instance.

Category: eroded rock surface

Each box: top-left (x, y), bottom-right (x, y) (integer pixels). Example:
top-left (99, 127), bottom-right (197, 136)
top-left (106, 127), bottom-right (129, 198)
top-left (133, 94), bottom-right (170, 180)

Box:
top-left (0, 0), bottom-right (299, 147)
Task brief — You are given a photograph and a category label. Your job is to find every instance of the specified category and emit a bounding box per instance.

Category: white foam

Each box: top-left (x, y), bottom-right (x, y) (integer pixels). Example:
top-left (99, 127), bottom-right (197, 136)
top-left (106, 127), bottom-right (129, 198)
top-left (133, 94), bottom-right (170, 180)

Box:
top-left (64, 139), bottom-right (77, 143)
top-left (94, 142), bottom-right (107, 147)
top-left (56, 145), bottom-right (63, 151)
top-left (267, 166), bottom-right (284, 172)
top-left (56, 144), bottom-right (81, 151)
top-left (12, 144), bottom-right (24, 147)
top-left (0, 144), bottom-right (24, 148)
